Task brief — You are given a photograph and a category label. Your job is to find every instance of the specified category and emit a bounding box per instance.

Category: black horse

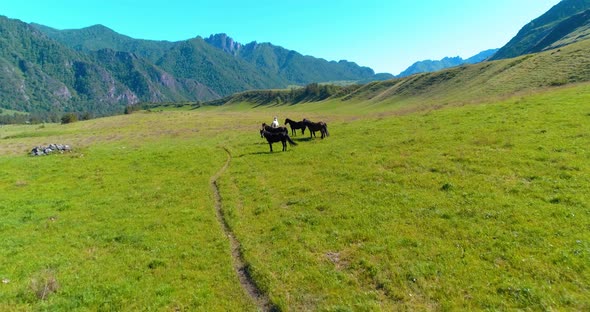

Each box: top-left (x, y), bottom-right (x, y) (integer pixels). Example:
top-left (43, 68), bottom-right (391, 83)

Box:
top-left (260, 129), bottom-right (297, 152)
top-left (302, 118), bottom-right (329, 139)
top-left (284, 118), bottom-right (307, 136)
top-left (260, 123), bottom-right (288, 138)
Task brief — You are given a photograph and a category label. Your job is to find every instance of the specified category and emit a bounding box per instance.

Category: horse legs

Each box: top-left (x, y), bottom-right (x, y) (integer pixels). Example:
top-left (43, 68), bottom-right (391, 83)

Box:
top-left (269, 142), bottom-right (273, 152)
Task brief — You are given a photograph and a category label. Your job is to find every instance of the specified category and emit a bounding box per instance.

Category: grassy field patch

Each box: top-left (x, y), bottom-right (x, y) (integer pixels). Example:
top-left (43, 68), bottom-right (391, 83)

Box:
top-left (1, 83), bottom-right (589, 310)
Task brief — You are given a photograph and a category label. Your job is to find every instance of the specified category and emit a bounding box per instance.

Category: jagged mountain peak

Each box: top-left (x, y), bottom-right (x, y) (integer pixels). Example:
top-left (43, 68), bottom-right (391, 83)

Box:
top-left (205, 33), bottom-right (242, 55)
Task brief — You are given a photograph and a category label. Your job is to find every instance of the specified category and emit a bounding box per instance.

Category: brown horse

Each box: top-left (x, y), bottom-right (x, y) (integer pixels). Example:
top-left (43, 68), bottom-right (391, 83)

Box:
top-left (260, 129), bottom-right (297, 152)
top-left (302, 118), bottom-right (329, 139)
top-left (284, 118), bottom-right (307, 136)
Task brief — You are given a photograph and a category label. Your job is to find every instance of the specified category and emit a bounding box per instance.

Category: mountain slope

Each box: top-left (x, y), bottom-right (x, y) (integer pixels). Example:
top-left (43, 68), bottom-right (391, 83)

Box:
top-left (213, 38), bottom-right (590, 109)
top-left (0, 15), bottom-right (136, 114)
top-left (0, 16), bottom-right (219, 115)
top-left (397, 49), bottom-right (498, 77)
top-left (491, 0), bottom-right (590, 60)
top-left (530, 9), bottom-right (590, 51)
top-left (92, 48), bottom-right (218, 102)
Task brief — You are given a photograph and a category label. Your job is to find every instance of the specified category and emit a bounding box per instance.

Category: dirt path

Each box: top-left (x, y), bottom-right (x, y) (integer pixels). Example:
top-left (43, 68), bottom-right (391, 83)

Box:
top-left (210, 147), bottom-right (277, 311)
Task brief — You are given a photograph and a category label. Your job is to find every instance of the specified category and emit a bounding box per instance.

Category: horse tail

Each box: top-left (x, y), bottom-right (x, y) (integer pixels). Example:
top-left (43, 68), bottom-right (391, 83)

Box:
top-left (324, 124), bottom-right (329, 137)
top-left (286, 135), bottom-right (297, 146)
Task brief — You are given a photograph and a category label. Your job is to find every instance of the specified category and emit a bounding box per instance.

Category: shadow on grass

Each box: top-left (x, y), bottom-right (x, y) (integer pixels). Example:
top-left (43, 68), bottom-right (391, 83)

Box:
top-left (293, 137), bottom-right (313, 142)
top-left (236, 149), bottom-right (296, 158)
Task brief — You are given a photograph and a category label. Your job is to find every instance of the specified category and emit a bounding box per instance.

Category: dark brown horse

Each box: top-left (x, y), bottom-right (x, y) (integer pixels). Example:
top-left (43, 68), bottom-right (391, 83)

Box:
top-left (260, 123), bottom-right (288, 138)
top-left (302, 118), bottom-right (329, 139)
top-left (260, 129), bottom-right (297, 152)
top-left (284, 118), bottom-right (307, 136)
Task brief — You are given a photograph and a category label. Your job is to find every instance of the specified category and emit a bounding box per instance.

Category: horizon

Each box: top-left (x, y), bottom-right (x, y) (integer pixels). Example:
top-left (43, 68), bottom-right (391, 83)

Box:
top-left (3, 0), bottom-right (561, 75)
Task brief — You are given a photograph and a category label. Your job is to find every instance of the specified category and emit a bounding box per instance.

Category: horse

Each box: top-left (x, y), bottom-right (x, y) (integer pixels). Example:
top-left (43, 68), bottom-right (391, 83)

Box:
top-left (284, 118), bottom-right (307, 136)
top-left (260, 129), bottom-right (297, 152)
top-left (260, 123), bottom-right (288, 138)
top-left (302, 118), bottom-right (329, 139)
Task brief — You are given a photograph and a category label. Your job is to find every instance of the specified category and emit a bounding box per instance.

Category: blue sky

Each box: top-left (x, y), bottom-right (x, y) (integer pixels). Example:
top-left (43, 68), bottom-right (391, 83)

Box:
top-left (2, 0), bottom-right (560, 75)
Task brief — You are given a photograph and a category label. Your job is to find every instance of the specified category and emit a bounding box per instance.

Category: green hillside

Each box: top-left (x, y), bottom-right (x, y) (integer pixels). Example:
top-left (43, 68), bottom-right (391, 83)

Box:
top-left (212, 38), bottom-right (590, 112)
top-left (491, 0), bottom-right (590, 60)
top-left (0, 16), bottom-right (213, 116)
top-left (0, 15), bottom-right (126, 114)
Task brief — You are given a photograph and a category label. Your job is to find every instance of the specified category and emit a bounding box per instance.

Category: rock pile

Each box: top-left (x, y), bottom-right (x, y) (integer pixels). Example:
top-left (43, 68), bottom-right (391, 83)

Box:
top-left (30, 144), bottom-right (71, 156)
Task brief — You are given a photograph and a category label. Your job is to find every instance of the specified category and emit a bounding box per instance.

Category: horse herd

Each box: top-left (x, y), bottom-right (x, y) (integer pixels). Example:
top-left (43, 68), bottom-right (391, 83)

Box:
top-left (259, 118), bottom-right (329, 152)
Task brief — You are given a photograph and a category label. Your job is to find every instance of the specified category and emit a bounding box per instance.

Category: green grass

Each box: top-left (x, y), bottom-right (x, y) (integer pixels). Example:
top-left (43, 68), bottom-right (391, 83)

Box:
top-left (218, 84), bottom-right (590, 310)
top-left (0, 83), bottom-right (589, 310)
top-left (0, 116), bottom-right (256, 310)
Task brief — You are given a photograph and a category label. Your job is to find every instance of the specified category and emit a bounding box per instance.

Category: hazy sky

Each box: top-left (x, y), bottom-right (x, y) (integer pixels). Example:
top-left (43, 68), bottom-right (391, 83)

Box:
top-left (2, 0), bottom-right (561, 75)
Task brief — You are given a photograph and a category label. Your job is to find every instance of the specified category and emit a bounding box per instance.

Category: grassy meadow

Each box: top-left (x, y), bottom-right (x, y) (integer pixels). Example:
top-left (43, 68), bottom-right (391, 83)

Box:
top-left (1, 83), bottom-right (589, 310)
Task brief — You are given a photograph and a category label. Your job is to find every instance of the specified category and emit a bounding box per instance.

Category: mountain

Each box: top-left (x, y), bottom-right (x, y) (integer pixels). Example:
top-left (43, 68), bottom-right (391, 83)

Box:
top-left (206, 34), bottom-right (390, 85)
top-left (0, 16), bottom-right (133, 114)
top-left (464, 49), bottom-right (499, 63)
top-left (491, 0), bottom-right (590, 60)
top-left (397, 49), bottom-right (498, 77)
top-left (155, 37), bottom-right (285, 96)
top-left (0, 16), bottom-right (219, 116)
top-left (0, 17), bottom-right (391, 117)
top-left (34, 26), bottom-right (392, 97)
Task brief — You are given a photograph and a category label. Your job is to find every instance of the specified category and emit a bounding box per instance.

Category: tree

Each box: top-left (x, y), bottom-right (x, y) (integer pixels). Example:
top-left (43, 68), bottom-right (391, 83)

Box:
top-left (80, 112), bottom-right (92, 120)
top-left (61, 113), bottom-right (78, 124)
